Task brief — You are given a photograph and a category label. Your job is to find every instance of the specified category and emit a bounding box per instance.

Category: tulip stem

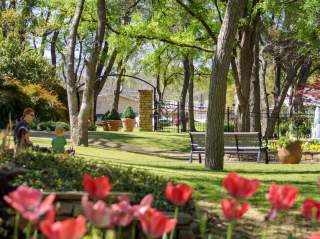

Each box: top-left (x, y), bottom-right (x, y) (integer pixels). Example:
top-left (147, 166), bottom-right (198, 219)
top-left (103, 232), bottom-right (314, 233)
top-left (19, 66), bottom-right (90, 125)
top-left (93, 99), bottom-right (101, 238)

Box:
top-left (169, 207), bottom-right (179, 239)
top-left (25, 221), bottom-right (32, 239)
top-left (131, 221), bottom-right (137, 239)
top-left (226, 221), bottom-right (234, 239)
top-left (14, 213), bottom-right (20, 239)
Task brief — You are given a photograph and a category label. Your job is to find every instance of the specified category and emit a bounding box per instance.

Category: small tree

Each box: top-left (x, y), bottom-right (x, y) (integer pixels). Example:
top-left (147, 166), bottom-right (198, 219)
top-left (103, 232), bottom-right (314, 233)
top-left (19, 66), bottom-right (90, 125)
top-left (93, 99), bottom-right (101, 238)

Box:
top-left (122, 106), bottom-right (135, 119)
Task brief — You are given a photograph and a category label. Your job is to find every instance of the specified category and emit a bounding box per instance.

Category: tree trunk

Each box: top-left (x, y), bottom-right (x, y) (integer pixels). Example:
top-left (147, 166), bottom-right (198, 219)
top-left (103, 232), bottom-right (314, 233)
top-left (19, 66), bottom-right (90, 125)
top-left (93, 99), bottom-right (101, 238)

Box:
top-left (77, 0), bottom-right (106, 146)
top-left (39, 11), bottom-right (51, 56)
top-left (293, 58), bottom-right (312, 113)
top-left (93, 49), bottom-right (118, 121)
top-left (264, 58), bottom-right (304, 138)
top-left (205, 0), bottom-right (245, 170)
top-left (113, 60), bottom-right (124, 111)
top-left (260, 54), bottom-right (269, 136)
top-left (188, 57), bottom-right (196, 132)
top-left (51, 31), bottom-right (59, 68)
top-left (180, 55), bottom-right (190, 132)
top-left (65, 0), bottom-right (85, 145)
top-left (249, 34), bottom-right (261, 133)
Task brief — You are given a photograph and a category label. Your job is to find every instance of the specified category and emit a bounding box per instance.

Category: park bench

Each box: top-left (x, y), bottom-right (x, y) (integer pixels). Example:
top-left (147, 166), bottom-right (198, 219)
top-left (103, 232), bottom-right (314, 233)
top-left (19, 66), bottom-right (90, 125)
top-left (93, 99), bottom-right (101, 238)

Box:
top-left (189, 132), bottom-right (269, 164)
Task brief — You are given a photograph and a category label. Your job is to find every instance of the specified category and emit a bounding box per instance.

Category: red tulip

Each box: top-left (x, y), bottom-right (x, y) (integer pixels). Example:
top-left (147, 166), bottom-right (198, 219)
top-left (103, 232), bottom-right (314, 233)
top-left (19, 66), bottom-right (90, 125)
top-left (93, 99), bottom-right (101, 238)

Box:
top-left (301, 199), bottom-right (320, 222)
top-left (133, 194), bottom-right (154, 218)
top-left (83, 173), bottom-right (112, 200)
top-left (40, 210), bottom-right (86, 239)
top-left (4, 186), bottom-right (55, 223)
top-left (223, 172), bottom-right (260, 199)
top-left (221, 199), bottom-right (250, 220)
top-left (111, 199), bottom-right (134, 227)
top-left (306, 232), bottom-right (320, 239)
top-left (81, 196), bottom-right (113, 228)
top-left (140, 208), bottom-right (177, 238)
top-left (165, 182), bottom-right (192, 205)
top-left (266, 182), bottom-right (298, 211)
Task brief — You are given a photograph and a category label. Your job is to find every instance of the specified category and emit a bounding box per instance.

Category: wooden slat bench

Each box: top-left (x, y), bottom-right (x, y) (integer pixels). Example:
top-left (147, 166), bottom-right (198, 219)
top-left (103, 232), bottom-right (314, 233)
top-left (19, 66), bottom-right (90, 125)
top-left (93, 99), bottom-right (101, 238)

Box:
top-left (189, 132), bottom-right (269, 164)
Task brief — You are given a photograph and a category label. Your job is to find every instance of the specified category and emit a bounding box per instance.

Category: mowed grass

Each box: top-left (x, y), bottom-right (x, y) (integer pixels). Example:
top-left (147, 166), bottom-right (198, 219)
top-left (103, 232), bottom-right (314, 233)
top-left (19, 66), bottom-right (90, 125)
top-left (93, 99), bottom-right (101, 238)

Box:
top-left (32, 136), bottom-right (320, 213)
top-left (89, 130), bottom-right (190, 152)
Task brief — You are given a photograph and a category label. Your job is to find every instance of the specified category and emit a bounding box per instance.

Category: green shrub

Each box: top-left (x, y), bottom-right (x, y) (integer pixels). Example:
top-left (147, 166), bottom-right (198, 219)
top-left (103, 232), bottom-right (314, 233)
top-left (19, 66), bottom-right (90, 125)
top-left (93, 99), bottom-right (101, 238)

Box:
top-left (108, 108), bottom-right (121, 120)
top-left (37, 121), bottom-right (69, 131)
top-left (88, 123), bottom-right (97, 131)
top-left (122, 106), bottom-right (135, 119)
top-left (2, 151), bottom-right (192, 211)
top-left (102, 110), bottom-right (110, 121)
top-left (276, 136), bottom-right (292, 148)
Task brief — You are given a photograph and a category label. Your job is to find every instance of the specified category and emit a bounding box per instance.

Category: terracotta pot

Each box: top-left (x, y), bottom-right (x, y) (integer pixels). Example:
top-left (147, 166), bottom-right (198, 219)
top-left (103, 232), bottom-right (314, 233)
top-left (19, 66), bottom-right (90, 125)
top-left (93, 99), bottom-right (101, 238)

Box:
top-left (277, 141), bottom-right (302, 164)
top-left (102, 122), bottom-right (109, 131)
top-left (122, 118), bottom-right (135, 132)
top-left (106, 120), bottom-right (121, 131)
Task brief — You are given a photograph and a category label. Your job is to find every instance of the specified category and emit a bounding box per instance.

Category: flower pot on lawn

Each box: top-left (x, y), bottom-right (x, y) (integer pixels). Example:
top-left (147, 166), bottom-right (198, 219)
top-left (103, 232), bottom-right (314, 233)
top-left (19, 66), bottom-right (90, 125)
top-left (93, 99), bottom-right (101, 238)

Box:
top-left (102, 122), bottom-right (109, 131)
top-left (122, 118), bottom-right (135, 132)
top-left (121, 106), bottom-right (136, 132)
top-left (107, 120), bottom-right (121, 131)
top-left (277, 140), bottom-right (302, 164)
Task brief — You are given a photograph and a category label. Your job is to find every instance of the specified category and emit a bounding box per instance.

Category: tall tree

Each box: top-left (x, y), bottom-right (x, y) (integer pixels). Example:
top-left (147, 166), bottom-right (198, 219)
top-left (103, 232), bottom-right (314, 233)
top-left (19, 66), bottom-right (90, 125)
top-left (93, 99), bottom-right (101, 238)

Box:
top-left (65, 0), bottom-right (106, 146)
top-left (205, 0), bottom-right (245, 170)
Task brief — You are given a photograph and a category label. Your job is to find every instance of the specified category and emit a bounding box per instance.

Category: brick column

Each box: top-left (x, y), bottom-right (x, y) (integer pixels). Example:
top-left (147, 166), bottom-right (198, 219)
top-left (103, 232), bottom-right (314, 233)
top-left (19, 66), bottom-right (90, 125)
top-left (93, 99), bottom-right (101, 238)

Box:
top-left (139, 90), bottom-right (153, 131)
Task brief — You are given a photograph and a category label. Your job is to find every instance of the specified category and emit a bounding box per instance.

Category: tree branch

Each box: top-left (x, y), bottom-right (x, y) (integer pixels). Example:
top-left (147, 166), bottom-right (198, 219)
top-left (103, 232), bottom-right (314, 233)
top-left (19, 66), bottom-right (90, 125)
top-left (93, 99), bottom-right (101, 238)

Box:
top-left (176, 0), bottom-right (217, 42)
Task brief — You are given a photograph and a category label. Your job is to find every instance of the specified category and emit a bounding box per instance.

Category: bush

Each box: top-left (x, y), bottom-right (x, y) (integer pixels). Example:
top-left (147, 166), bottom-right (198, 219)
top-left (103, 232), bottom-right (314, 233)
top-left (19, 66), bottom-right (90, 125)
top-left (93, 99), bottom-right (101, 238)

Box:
top-left (122, 106), bottom-right (135, 119)
top-left (108, 108), bottom-right (121, 120)
top-left (2, 151), bottom-right (185, 211)
top-left (102, 110), bottom-right (110, 121)
top-left (88, 123), bottom-right (97, 131)
top-left (37, 121), bottom-right (69, 131)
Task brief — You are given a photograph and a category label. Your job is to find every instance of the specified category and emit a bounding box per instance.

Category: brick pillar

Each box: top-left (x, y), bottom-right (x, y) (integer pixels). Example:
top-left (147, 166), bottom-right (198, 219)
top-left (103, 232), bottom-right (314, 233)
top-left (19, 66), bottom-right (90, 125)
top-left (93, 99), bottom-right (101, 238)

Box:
top-left (139, 90), bottom-right (153, 131)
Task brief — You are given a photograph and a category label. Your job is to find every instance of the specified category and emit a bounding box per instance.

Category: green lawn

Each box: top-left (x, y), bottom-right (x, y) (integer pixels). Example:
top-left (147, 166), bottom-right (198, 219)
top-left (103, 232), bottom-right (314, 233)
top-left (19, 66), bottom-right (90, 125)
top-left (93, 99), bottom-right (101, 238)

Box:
top-left (89, 130), bottom-right (190, 152)
top-left (32, 135), bottom-right (320, 214)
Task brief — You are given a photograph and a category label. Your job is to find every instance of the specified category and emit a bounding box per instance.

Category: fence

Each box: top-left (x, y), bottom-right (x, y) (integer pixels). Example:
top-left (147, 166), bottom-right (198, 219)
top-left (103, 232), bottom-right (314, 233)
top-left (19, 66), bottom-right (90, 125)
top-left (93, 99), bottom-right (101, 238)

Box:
top-left (153, 101), bottom-right (314, 138)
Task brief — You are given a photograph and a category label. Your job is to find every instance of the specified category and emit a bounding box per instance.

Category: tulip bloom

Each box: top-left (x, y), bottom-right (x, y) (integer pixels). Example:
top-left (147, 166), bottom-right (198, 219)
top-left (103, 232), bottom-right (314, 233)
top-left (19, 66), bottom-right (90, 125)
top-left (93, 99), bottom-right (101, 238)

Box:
top-left (81, 196), bottom-right (113, 228)
top-left (4, 186), bottom-right (55, 223)
top-left (83, 173), bottom-right (112, 200)
top-left (111, 199), bottom-right (134, 227)
top-left (133, 194), bottom-right (154, 218)
top-left (165, 182), bottom-right (192, 205)
top-left (140, 208), bottom-right (177, 238)
top-left (223, 172), bottom-right (260, 199)
top-left (266, 182), bottom-right (298, 211)
top-left (40, 210), bottom-right (86, 239)
top-left (307, 232), bottom-right (320, 239)
top-left (221, 199), bottom-right (250, 220)
top-left (301, 199), bottom-right (320, 222)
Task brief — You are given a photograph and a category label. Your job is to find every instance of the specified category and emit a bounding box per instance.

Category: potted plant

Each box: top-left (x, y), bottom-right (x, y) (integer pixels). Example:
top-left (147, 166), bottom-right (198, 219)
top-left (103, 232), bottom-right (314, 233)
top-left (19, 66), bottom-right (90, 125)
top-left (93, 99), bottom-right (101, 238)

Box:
top-left (122, 106), bottom-right (136, 132)
top-left (101, 111), bottom-right (110, 131)
top-left (276, 136), bottom-right (302, 164)
top-left (106, 108), bottom-right (121, 131)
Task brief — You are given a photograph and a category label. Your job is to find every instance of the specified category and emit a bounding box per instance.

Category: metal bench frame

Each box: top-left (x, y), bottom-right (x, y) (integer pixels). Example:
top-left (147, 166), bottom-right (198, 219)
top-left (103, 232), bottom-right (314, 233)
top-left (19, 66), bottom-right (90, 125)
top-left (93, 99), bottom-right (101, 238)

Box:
top-left (189, 132), bottom-right (269, 164)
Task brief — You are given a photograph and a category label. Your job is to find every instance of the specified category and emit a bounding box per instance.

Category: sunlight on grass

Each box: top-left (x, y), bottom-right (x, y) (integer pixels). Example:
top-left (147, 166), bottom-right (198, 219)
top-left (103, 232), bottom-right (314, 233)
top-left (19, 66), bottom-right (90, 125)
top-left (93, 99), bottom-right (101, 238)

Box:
top-left (32, 136), bottom-right (320, 213)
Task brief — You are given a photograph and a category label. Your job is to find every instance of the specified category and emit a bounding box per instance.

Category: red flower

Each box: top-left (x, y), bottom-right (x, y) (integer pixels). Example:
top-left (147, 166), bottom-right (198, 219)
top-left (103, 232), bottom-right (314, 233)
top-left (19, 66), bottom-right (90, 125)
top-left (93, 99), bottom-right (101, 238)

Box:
top-left (165, 182), bottom-right (192, 205)
top-left (223, 172), bottom-right (260, 199)
top-left (111, 199), bottom-right (134, 227)
top-left (266, 182), bottom-right (298, 211)
top-left (140, 208), bottom-right (177, 238)
top-left (83, 173), bottom-right (112, 200)
top-left (221, 199), bottom-right (250, 220)
top-left (40, 210), bottom-right (86, 239)
top-left (133, 194), bottom-right (154, 218)
top-left (81, 196), bottom-right (113, 228)
top-left (306, 232), bottom-right (320, 239)
top-left (4, 186), bottom-right (55, 223)
top-left (301, 199), bottom-right (320, 222)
